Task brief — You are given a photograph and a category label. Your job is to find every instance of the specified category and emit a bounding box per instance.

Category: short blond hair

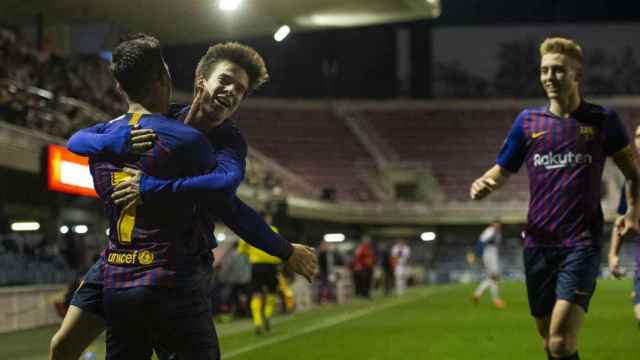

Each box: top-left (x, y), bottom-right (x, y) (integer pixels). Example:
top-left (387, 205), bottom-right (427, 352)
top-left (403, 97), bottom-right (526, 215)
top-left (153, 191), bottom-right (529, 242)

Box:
top-left (539, 37), bottom-right (583, 65)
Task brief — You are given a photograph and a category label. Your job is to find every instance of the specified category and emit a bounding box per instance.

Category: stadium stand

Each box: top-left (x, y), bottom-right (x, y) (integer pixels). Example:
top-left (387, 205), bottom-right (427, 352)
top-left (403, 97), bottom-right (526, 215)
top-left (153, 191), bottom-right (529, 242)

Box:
top-left (235, 105), bottom-right (379, 202)
top-left (1, 24), bottom-right (635, 207)
top-left (0, 233), bottom-right (74, 285)
top-left (0, 27), bottom-right (125, 117)
top-left (358, 107), bottom-right (530, 202)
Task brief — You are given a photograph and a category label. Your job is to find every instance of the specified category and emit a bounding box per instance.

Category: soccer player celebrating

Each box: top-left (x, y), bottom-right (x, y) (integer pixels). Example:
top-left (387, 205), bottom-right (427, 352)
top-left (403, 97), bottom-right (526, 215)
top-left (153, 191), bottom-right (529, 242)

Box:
top-left (50, 35), bottom-right (316, 360)
top-left (470, 220), bottom-right (506, 309)
top-left (608, 125), bottom-right (640, 329)
top-left (470, 37), bottom-right (640, 360)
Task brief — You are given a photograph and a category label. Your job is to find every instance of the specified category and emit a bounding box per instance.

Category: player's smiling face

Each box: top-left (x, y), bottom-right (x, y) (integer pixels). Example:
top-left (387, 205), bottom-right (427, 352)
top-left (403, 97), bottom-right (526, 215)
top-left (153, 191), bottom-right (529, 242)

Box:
top-left (202, 60), bottom-right (249, 124)
top-left (540, 53), bottom-right (580, 101)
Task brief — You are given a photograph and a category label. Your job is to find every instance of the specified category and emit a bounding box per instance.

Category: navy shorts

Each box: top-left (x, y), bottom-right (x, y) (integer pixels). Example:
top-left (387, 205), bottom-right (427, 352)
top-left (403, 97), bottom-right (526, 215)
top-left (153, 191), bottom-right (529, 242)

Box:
top-left (70, 260), bottom-right (104, 318)
top-left (251, 263), bottom-right (279, 294)
top-left (104, 278), bottom-right (219, 360)
top-left (524, 246), bottom-right (601, 318)
top-left (69, 259), bottom-right (177, 360)
top-left (634, 274), bottom-right (640, 306)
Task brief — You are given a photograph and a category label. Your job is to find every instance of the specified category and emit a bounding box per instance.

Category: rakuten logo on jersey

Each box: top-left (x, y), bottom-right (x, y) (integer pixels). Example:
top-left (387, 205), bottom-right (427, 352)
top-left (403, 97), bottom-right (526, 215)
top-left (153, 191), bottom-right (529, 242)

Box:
top-left (533, 152), bottom-right (592, 170)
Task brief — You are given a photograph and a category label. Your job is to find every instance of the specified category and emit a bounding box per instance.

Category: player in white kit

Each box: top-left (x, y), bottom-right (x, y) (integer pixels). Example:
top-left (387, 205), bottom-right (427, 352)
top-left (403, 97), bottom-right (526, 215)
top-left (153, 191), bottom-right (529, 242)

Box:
top-left (391, 239), bottom-right (411, 295)
top-left (471, 221), bottom-right (507, 309)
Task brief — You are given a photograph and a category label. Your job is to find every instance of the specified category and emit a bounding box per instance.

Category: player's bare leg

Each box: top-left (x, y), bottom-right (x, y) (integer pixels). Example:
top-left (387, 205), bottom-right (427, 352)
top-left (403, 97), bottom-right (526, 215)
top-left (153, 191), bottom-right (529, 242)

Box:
top-left (471, 279), bottom-right (489, 305)
top-left (634, 303), bottom-right (640, 328)
top-left (49, 305), bottom-right (105, 360)
top-left (535, 316), bottom-right (551, 358)
top-left (547, 300), bottom-right (584, 359)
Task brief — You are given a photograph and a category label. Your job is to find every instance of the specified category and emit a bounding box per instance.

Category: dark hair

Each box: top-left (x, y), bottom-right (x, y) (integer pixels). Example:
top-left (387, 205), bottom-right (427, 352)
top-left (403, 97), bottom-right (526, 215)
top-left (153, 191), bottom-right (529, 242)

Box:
top-left (110, 33), bottom-right (165, 102)
top-left (195, 42), bottom-right (269, 96)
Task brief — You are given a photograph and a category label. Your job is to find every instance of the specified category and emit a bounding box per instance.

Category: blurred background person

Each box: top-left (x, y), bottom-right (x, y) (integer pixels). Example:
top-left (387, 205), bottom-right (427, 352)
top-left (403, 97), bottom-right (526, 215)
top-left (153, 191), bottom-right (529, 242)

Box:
top-left (391, 239), bottom-right (411, 295)
top-left (352, 236), bottom-right (376, 299)
top-left (469, 221), bottom-right (506, 309)
top-left (238, 213), bottom-right (283, 334)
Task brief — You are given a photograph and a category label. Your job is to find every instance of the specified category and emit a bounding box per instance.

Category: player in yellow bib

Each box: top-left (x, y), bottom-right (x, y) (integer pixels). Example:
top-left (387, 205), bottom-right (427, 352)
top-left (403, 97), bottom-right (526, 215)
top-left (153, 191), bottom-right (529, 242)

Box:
top-left (237, 213), bottom-right (284, 334)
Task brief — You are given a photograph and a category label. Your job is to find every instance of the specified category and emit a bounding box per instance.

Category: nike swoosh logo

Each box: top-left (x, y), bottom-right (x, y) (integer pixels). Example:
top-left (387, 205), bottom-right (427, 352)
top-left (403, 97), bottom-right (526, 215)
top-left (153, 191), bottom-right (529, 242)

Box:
top-left (574, 290), bottom-right (589, 296)
top-left (532, 131), bottom-right (547, 139)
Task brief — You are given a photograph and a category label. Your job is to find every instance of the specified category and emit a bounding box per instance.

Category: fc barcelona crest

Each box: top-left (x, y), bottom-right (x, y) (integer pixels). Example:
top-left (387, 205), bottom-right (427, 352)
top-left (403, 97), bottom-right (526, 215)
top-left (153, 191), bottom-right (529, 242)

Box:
top-left (579, 126), bottom-right (595, 141)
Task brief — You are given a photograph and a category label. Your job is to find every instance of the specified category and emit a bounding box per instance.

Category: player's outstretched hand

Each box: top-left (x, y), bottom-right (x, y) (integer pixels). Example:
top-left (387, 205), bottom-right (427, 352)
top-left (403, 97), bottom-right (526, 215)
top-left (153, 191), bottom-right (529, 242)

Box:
top-left (616, 211), bottom-right (640, 242)
top-left (111, 167), bottom-right (143, 210)
top-left (286, 243), bottom-right (317, 283)
top-left (470, 177), bottom-right (497, 200)
top-left (130, 124), bottom-right (156, 154)
top-left (608, 254), bottom-right (625, 279)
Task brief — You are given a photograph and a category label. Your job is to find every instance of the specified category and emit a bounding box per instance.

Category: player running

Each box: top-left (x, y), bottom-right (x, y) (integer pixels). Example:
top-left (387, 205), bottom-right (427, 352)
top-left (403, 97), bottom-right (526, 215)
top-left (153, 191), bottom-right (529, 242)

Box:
top-left (470, 37), bottom-right (640, 360)
top-left (470, 220), bottom-right (506, 309)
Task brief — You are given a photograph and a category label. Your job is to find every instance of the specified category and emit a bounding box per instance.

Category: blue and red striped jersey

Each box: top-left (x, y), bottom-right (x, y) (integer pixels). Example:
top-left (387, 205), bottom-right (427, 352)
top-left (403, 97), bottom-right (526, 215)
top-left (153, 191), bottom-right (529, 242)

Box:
top-left (68, 110), bottom-right (293, 288)
top-left (497, 101), bottom-right (630, 248)
top-left (88, 112), bottom-right (219, 288)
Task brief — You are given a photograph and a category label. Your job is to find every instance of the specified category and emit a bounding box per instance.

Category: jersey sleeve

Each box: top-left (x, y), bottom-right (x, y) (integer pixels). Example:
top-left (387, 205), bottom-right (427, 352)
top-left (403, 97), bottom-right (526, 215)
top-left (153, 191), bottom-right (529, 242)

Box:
top-left (139, 149), bottom-right (245, 203)
top-left (138, 123), bottom-right (247, 203)
top-left (617, 184), bottom-right (628, 215)
top-left (215, 196), bottom-right (294, 260)
top-left (603, 110), bottom-right (630, 156)
top-left (209, 120), bottom-right (248, 159)
top-left (496, 112), bottom-right (527, 173)
top-left (66, 122), bottom-right (131, 156)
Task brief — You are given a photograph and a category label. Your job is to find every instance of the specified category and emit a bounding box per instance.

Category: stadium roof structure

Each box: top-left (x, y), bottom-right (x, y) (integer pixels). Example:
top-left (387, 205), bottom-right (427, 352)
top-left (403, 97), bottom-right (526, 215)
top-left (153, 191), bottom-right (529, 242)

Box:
top-left (0, 0), bottom-right (440, 44)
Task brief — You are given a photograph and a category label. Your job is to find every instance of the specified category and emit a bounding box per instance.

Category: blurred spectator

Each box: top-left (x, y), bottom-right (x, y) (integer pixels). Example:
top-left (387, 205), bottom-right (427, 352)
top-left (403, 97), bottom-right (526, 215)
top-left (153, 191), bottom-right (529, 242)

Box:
top-left (391, 239), bottom-right (411, 295)
top-left (0, 27), bottom-right (125, 138)
top-left (215, 240), bottom-right (252, 317)
top-left (317, 241), bottom-right (342, 303)
top-left (351, 236), bottom-right (376, 299)
top-left (0, 27), bottom-right (125, 115)
top-left (380, 243), bottom-right (395, 296)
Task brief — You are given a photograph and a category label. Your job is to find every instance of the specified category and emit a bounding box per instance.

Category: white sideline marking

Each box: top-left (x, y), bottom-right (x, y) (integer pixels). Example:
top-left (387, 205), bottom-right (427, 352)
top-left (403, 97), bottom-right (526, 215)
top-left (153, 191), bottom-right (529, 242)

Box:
top-left (224, 287), bottom-right (447, 359)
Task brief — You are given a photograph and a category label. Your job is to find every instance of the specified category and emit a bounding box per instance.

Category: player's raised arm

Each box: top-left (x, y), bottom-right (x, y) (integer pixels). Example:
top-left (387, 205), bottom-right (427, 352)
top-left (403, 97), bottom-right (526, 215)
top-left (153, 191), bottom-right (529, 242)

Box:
top-left (112, 126), bottom-right (247, 207)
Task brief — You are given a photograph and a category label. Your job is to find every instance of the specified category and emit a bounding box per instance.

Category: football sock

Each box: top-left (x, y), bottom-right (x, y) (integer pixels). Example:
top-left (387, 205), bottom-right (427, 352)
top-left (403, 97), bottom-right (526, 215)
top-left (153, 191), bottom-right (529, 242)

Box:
top-left (489, 280), bottom-right (499, 300)
top-left (265, 293), bottom-right (277, 319)
top-left (475, 280), bottom-right (490, 296)
top-left (250, 295), bottom-right (264, 328)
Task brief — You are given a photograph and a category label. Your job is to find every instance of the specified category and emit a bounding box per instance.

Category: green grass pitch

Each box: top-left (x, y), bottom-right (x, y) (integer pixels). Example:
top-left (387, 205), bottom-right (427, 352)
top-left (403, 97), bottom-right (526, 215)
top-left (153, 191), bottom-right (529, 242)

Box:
top-left (1, 280), bottom-right (637, 359)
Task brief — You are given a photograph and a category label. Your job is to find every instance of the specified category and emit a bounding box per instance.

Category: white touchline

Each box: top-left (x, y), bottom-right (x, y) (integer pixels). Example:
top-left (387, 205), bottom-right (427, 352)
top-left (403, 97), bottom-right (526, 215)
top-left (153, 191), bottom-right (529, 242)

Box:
top-left (224, 287), bottom-right (448, 359)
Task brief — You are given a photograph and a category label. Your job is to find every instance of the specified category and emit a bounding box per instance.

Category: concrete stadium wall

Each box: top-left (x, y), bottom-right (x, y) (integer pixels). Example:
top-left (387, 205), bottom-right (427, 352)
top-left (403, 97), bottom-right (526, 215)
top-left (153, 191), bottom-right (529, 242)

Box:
top-left (0, 284), bottom-right (65, 334)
